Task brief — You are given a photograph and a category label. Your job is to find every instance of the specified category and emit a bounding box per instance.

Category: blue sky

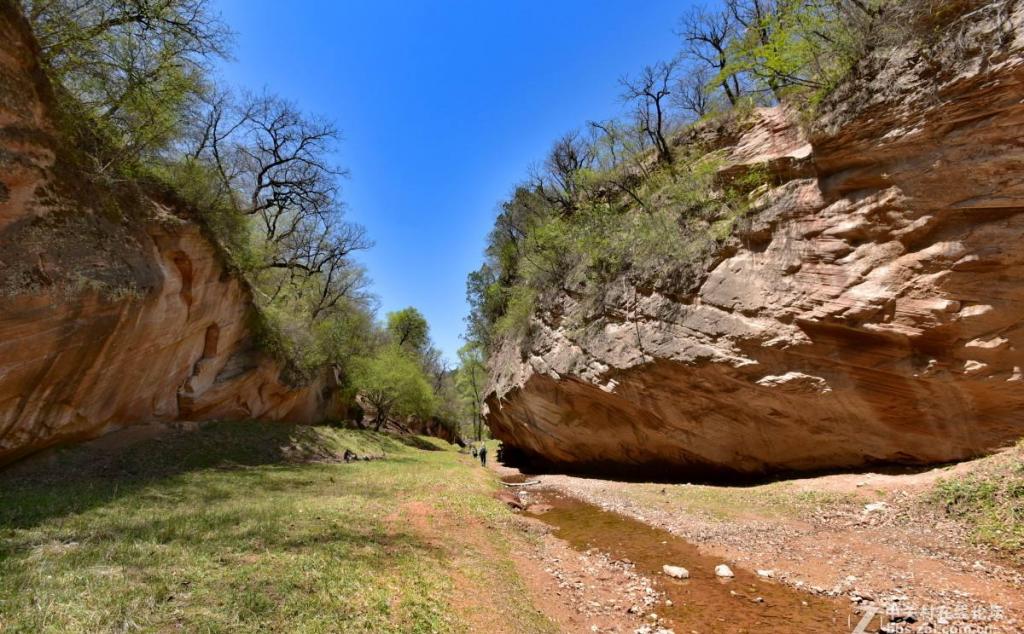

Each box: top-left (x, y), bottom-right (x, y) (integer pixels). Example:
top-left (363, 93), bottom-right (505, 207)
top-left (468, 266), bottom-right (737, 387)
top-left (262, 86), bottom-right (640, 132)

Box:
top-left (213, 0), bottom-right (688, 361)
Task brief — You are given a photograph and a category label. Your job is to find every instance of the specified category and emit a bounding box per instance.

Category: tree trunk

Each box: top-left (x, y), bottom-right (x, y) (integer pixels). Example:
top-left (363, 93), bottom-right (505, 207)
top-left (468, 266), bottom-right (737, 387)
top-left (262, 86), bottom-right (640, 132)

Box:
top-left (373, 407), bottom-right (388, 432)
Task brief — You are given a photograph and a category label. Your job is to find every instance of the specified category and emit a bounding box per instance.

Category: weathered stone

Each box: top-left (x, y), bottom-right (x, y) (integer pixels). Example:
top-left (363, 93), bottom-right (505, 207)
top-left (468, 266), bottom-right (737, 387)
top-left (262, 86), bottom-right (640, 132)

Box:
top-left (0, 5), bottom-right (339, 465)
top-left (662, 565), bottom-right (689, 579)
top-left (485, 4), bottom-right (1024, 476)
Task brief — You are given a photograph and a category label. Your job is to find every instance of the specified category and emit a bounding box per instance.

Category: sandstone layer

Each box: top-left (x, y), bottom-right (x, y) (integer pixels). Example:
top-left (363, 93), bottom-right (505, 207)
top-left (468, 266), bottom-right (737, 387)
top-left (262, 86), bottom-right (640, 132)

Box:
top-left (486, 5), bottom-right (1024, 476)
top-left (0, 5), bottom-right (338, 466)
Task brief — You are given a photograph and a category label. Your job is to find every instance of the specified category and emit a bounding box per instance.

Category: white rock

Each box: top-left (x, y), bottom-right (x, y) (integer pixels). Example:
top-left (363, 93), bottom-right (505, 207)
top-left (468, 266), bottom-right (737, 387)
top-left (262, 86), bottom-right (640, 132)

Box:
top-left (756, 569), bottom-right (774, 578)
top-left (863, 501), bottom-right (888, 513)
top-left (662, 565), bottom-right (689, 579)
top-left (715, 564), bottom-right (735, 578)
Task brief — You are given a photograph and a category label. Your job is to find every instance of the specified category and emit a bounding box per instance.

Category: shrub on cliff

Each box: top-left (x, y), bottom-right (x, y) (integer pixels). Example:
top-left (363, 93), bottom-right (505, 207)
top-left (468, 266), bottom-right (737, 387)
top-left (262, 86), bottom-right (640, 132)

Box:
top-left (464, 0), bottom-right (963, 354)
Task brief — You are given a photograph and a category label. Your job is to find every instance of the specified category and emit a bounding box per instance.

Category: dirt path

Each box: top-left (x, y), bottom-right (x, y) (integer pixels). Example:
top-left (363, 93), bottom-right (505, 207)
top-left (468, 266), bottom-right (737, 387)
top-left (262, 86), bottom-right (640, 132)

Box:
top-left (490, 456), bottom-right (1024, 633)
top-left (386, 452), bottom-right (663, 633)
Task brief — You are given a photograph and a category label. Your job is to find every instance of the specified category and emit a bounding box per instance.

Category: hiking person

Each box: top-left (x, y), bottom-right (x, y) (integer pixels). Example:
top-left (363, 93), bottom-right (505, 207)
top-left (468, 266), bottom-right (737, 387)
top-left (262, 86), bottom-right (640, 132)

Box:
top-left (479, 444), bottom-right (487, 467)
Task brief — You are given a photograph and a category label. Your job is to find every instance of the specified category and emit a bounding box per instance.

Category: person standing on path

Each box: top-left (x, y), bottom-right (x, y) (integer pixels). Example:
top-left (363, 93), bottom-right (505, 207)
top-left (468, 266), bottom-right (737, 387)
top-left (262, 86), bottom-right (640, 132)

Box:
top-left (479, 444), bottom-right (487, 467)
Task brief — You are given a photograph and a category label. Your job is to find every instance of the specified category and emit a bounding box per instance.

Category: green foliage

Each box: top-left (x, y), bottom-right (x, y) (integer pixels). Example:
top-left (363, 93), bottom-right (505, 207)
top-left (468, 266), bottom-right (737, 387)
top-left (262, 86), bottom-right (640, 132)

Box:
top-left (350, 346), bottom-right (438, 431)
top-left (26, 0), bottom-right (230, 167)
top-left (387, 307), bottom-right (431, 354)
top-left (156, 158), bottom-right (262, 270)
top-left (455, 343), bottom-right (487, 442)
top-left (718, 0), bottom-right (880, 107)
top-left (930, 451), bottom-right (1024, 559)
top-left (467, 146), bottom-right (770, 351)
top-left (494, 286), bottom-right (537, 340)
top-left (27, 1), bottom-right (382, 384)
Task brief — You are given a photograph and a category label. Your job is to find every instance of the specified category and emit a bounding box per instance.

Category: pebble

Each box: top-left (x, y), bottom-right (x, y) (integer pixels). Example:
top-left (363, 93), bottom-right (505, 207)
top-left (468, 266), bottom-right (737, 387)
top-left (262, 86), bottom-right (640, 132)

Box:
top-left (715, 564), bottom-right (734, 578)
top-left (662, 565), bottom-right (689, 579)
top-left (756, 569), bottom-right (774, 578)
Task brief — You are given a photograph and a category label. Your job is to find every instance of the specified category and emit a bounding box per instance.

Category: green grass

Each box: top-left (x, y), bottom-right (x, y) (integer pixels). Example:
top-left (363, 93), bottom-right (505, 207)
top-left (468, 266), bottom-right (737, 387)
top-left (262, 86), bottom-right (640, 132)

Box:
top-left (930, 443), bottom-right (1024, 560)
top-left (0, 423), bottom-right (554, 633)
top-left (613, 479), bottom-right (855, 522)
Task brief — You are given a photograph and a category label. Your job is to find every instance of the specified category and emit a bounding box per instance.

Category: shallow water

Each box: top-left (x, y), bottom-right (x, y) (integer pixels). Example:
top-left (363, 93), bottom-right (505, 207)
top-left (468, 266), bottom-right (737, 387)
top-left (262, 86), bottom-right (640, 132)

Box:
top-left (524, 487), bottom-right (857, 633)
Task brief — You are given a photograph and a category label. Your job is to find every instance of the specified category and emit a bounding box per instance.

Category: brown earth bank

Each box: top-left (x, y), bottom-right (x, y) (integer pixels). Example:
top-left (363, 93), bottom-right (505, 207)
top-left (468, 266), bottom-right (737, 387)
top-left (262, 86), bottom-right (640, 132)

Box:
top-left (491, 450), bottom-right (1024, 634)
top-left (485, 1), bottom-right (1024, 475)
top-left (0, 4), bottom-right (341, 466)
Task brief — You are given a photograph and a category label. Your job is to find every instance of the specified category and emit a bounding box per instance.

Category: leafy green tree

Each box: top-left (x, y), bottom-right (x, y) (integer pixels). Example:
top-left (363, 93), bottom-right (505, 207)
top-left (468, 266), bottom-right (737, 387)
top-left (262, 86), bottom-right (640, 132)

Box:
top-left (717, 0), bottom-right (881, 103)
top-left (25, 0), bottom-right (231, 165)
top-left (455, 342), bottom-right (487, 442)
top-left (386, 307), bottom-right (430, 354)
top-left (351, 346), bottom-right (437, 431)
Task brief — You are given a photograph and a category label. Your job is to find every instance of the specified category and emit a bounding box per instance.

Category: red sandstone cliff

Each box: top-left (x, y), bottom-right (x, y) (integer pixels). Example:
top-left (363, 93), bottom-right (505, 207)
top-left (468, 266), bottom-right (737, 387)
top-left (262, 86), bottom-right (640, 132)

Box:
top-left (485, 3), bottom-right (1024, 475)
top-left (0, 5), bottom-right (339, 466)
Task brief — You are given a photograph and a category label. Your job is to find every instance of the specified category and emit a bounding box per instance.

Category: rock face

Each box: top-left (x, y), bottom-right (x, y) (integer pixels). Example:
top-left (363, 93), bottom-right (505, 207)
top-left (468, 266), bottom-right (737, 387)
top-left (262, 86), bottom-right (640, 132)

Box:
top-left (0, 5), bottom-right (338, 466)
top-left (485, 5), bottom-right (1024, 476)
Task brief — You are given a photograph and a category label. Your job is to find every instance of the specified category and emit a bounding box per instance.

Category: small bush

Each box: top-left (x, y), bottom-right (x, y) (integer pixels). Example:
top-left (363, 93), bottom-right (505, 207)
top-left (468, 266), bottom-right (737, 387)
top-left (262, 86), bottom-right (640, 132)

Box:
top-left (494, 287), bottom-right (537, 340)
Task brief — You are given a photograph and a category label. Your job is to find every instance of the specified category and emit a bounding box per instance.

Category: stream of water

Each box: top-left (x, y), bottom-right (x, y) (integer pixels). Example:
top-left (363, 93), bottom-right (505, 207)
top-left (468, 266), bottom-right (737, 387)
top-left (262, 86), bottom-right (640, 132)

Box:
top-left (523, 487), bottom-right (858, 633)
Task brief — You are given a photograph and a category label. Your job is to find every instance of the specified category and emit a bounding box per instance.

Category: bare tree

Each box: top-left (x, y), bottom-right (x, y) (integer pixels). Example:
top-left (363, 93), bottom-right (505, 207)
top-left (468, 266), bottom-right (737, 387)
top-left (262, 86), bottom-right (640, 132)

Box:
top-left (233, 93), bottom-right (348, 242)
top-left (673, 64), bottom-right (714, 121)
top-left (535, 130), bottom-right (595, 213)
top-left (620, 58), bottom-right (679, 165)
top-left (185, 90), bottom-right (372, 325)
top-left (587, 119), bottom-right (625, 170)
top-left (585, 120), bottom-right (649, 212)
top-left (677, 7), bottom-right (742, 106)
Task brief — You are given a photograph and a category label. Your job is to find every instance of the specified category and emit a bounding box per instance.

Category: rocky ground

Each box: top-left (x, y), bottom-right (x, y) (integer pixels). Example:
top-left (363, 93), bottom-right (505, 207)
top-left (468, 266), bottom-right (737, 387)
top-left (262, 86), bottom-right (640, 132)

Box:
top-left (493, 449), bottom-right (1024, 634)
top-left (508, 517), bottom-right (671, 634)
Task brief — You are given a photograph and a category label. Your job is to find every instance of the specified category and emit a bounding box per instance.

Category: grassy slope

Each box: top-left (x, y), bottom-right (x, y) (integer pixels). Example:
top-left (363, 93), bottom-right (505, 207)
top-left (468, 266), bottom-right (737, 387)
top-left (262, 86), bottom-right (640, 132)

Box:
top-left (930, 441), bottom-right (1024, 561)
top-left (0, 423), bottom-right (555, 633)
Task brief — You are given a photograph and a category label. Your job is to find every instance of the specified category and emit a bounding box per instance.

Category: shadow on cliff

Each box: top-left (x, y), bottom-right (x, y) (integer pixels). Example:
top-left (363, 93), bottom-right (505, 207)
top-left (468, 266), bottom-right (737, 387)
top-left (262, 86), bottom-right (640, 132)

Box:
top-left (0, 421), bottom-right (411, 530)
top-left (497, 444), bottom-right (960, 487)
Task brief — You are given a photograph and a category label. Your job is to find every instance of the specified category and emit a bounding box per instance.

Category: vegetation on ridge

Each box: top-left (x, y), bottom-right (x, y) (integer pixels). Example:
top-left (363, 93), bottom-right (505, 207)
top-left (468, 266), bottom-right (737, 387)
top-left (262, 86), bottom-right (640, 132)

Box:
top-left (20, 0), bottom-right (485, 437)
top-left (463, 0), bottom-right (996, 356)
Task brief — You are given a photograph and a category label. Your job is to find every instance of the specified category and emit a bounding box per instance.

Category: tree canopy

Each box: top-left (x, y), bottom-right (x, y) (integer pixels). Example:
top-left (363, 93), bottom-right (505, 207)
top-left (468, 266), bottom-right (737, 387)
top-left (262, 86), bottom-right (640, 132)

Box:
top-left (386, 307), bottom-right (430, 355)
top-left (350, 346), bottom-right (437, 432)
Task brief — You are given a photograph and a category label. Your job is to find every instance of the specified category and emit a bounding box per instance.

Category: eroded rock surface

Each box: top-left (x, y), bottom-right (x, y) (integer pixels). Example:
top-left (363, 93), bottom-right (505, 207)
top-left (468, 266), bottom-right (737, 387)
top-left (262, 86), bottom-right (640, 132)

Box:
top-left (0, 5), bottom-right (338, 465)
top-left (486, 5), bottom-right (1024, 475)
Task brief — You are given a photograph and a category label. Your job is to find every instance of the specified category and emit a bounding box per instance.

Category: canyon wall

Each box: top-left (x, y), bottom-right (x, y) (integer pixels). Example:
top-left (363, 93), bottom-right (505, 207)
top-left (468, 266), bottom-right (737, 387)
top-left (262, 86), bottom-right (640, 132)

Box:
top-left (0, 5), bottom-right (338, 466)
top-left (486, 4), bottom-right (1024, 476)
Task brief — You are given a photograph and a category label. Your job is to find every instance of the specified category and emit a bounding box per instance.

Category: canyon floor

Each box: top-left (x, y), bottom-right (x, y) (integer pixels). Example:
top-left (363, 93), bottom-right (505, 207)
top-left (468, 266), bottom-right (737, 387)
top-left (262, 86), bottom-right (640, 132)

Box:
top-left (496, 448), bottom-right (1024, 633)
top-left (0, 423), bottom-right (667, 633)
top-left (0, 423), bottom-right (1021, 633)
